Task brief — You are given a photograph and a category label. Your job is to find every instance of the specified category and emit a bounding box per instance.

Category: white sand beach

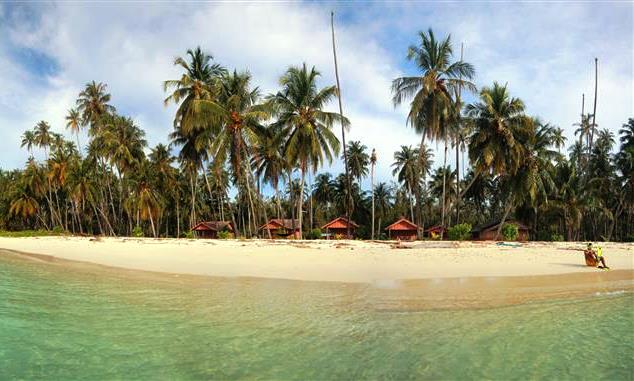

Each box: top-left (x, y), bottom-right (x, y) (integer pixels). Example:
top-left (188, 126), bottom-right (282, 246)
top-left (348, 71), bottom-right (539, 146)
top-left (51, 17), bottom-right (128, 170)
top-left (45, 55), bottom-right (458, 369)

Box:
top-left (0, 237), bottom-right (631, 283)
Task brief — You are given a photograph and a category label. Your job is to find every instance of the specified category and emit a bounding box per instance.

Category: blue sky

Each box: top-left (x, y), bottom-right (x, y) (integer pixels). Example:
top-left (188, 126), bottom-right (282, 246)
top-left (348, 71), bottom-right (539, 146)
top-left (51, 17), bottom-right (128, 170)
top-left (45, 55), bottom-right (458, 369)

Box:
top-left (0, 2), bottom-right (632, 190)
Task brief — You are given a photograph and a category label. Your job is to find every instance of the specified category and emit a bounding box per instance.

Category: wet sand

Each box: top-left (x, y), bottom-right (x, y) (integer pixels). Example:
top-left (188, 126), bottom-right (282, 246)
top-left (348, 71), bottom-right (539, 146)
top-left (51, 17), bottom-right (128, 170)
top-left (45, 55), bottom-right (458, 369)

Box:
top-left (2, 248), bottom-right (632, 310)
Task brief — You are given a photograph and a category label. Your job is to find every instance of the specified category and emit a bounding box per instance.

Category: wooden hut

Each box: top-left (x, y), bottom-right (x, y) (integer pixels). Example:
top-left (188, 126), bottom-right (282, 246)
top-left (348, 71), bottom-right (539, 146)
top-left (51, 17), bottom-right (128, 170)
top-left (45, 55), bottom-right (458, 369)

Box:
top-left (321, 217), bottom-right (358, 239)
top-left (424, 225), bottom-right (447, 239)
top-left (259, 219), bottom-right (301, 239)
top-left (191, 221), bottom-right (234, 239)
top-left (385, 218), bottom-right (419, 241)
top-left (471, 220), bottom-right (530, 241)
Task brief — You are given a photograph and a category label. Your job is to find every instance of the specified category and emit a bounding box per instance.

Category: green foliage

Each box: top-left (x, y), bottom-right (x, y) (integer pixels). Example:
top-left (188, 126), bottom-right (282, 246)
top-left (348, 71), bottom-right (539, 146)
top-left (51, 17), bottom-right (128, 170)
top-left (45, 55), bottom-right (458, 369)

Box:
top-left (305, 228), bottom-right (322, 240)
top-left (217, 230), bottom-right (233, 239)
top-left (52, 226), bottom-right (65, 234)
top-left (550, 233), bottom-right (564, 242)
top-left (448, 223), bottom-right (472, 241)
top-left (0, 230), bottom-right (67, 237)
top-left (501, 223), bottom-right (519, 241)
top-left (183, 230), bottom-right (194, 239)
top-left (132, 226), bottom-right (144, 237)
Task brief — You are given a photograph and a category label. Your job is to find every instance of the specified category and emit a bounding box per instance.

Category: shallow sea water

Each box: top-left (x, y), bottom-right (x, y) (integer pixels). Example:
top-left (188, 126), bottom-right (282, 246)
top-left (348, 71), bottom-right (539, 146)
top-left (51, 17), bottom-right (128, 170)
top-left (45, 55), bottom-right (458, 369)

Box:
top-left (0, 253), bottom-right (632, 380)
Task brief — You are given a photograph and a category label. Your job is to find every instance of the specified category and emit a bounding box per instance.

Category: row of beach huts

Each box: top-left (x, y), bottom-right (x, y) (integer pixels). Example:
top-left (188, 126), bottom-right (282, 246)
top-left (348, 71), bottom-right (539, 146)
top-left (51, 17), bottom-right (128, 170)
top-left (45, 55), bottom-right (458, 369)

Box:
top-left (191, 217), bottom-right (529, 241)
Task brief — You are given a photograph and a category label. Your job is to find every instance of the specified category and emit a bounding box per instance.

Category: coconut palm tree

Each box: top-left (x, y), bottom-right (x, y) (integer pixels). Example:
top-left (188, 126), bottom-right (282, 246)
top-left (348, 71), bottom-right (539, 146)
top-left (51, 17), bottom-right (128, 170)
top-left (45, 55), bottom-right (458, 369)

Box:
top-left (76, 81), bottom-right (115, 135)
top-left (21, 130), bottom-right (36, 154)
top-left (392, 28), bottom-right (475, 236)
top-left (344, 141), bottom-right (370, 185)
top-left (65, 108), bottom-right (83, 155)
top-left (551, 126), bottom-right (567, 155)
top-left (268, 63), bottom-right (347, 239)
top-left (373, 182), bottom-right (393, 238)
top-left (466, 82), bottom-right (533, 238)
top-left (252, 126), bottom-right (288, 220)
top-left (392, 145), bottom-right (420, 222)
top-left (163, 46), bottom-right (226, 136)
top-left (466, 82), bottom-right (531, 182)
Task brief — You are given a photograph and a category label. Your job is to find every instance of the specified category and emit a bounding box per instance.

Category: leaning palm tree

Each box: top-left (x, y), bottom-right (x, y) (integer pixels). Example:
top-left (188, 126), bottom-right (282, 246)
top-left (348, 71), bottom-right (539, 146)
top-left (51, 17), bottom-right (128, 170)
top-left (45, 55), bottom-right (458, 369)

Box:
top-left (391, 29), bottom-right (475, 236)
top-left (466, 82), bottom-right (533, 238)
top-left (268, 63), bottom-right (347, 239)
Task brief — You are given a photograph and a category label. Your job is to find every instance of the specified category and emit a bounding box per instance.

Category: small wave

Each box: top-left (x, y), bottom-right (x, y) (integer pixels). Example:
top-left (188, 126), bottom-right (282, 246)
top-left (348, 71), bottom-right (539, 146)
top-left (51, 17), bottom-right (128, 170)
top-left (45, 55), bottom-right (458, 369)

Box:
top-left (594, 290), bottom-right (627, 297)
top-left (372, 279), bottom-right (402, 289)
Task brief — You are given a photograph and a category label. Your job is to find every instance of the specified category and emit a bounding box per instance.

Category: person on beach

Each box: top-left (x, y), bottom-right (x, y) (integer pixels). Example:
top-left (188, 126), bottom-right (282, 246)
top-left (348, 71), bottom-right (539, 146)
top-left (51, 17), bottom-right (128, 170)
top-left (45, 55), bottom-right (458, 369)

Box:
top-left (586, 243), bottom-right (609, 269)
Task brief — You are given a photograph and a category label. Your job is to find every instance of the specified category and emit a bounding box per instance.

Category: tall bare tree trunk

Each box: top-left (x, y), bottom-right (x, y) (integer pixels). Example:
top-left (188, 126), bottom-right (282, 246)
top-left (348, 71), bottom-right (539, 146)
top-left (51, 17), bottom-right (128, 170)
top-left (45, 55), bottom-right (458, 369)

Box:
top-left (440, 133), bottom-right (448, 239)
top-left (590, 58), bottom-right (598, 153)
top-left (297, 164), bottom-right (306, 240)
top-left (371, 154), bottom-right (376, 240)
top-left (331, 11), bottom-right (353, 238)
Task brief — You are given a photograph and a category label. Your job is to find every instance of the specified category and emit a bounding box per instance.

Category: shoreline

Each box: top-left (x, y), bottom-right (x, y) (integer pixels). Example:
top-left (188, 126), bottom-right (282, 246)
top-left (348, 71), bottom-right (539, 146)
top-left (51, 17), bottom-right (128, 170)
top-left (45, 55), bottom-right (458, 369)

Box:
top-left (0, 236), bottom-right (632, 282)
top-left (2, 247), bottom-right (632, 311)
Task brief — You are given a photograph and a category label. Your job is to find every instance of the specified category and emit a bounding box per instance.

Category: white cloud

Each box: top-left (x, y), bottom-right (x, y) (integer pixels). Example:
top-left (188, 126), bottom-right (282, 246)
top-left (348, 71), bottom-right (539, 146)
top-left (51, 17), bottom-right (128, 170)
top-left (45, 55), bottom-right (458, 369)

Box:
top-left (0, 1), bottom-right (632, 187)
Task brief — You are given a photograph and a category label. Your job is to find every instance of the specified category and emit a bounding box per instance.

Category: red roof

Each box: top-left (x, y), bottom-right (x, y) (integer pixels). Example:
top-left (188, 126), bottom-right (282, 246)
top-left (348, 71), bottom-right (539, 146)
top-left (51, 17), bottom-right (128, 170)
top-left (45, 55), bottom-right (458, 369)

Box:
top-left (259, 219), bottom-right (300, 231)
top-left (191, 221), bottom-right (234, 232)
top-left (424, 225), bottom-right (446, 233)
top-left (321, 216), bottom-right (359, 230)
top-left (385, 218), bottom-right (418, 231)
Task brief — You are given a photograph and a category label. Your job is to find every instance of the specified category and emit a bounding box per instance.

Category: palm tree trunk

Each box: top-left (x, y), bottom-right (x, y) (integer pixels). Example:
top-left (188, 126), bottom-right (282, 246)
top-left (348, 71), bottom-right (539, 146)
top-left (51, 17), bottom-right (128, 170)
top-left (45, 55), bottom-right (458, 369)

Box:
top-left (590, 58), bottom-right (598, 154)
top-left (176, 197), bottom-right (181, 238)
top-left (371, 162), bottom-right (375, 240)
top-left (455, 138), bottom-right (460, 224)
top-left (148, 206), bottom-right (157, 238)
top-left (494, 197), bottom-right (514, 240)
top-left (298, 165), bottom-right (306, 240)
top-left (189, 172), bottom-right (196, 229)
top-left (408, 184), bottom-right (414, 222)
top-left (441, 134), bottom-right (448, 239)
top-left (331, 11), bottom-right (353, 238)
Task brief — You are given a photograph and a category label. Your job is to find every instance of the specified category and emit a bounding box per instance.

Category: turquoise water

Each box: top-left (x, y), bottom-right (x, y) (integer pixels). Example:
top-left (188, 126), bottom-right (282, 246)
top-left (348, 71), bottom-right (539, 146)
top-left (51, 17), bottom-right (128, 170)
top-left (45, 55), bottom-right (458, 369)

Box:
top-left (1, 253), bottom-right (633, 380)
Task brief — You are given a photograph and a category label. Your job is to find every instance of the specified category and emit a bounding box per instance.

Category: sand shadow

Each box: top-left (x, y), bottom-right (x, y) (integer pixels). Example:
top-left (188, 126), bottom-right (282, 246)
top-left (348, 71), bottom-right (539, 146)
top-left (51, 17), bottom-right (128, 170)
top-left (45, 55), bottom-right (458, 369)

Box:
top-left (550, 263), bottom-right (588, 268)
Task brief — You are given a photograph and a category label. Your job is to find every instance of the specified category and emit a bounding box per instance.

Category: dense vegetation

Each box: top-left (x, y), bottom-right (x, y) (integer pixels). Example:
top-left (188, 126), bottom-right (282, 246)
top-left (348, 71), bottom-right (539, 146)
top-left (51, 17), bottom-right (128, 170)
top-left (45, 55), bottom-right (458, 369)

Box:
top-left (1, 30), bottom-right (632, 241)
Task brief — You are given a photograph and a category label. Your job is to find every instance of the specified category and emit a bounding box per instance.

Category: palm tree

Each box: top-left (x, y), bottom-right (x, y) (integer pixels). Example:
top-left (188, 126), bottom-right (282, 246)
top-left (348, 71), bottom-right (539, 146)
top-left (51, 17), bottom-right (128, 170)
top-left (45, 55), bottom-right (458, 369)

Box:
top-left (392, 29), bottom-right (475, 236)
top-left (551, 126), bottom-right (567, 154)
top-left (373, 182), bottom-right (393, 238)
top-left (466, 82), bottom-right (533, 238)
top-left (345, 141), bottom-right (370, 185)
top-left (466, 82), bottom-right (530, 182)
top-left (269, 63), bottom-right (347, 239)
top-left (163, 46), bottom-right (226, 136)
top-left (65, 108), bottom-right (83, 155)
top-left (392, 145), bottom-right (420, 222)
top-left (164, 47), bottom-right (226, 228)
top-left (370, 148), bottom-right (377, 239)
top-left (76, 81), bottom-right (115, 135)
top-left (21, 130), bottom-right (36, 154)
top-left (252, 126), bottom-right (288, 220)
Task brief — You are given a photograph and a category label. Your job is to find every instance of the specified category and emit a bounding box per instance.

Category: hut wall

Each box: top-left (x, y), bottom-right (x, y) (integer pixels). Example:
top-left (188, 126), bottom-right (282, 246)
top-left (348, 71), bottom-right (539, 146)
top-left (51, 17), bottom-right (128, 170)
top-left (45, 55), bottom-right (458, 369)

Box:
top-left (478, 228), bottom-right (529, 241)
top-left (389, 230), bottom-right (417, 241)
